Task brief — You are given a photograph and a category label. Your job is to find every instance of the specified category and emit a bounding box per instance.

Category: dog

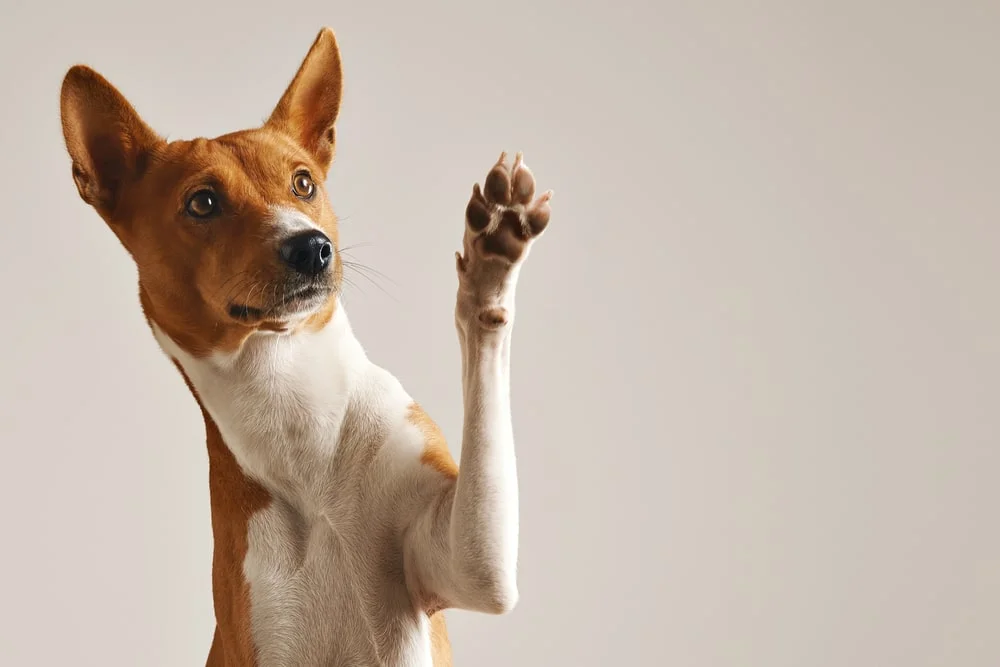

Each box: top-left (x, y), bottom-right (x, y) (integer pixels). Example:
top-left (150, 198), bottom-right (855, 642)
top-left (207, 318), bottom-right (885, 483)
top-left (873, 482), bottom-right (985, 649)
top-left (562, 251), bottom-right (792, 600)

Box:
top-left (59, 27), bottom-right (552, 667)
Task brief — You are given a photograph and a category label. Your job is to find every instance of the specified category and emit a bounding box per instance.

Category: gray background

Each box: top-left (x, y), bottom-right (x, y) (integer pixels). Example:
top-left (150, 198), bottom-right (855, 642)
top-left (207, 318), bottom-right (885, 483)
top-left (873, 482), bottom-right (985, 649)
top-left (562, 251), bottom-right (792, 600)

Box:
top-left (1, 1), bottom-right (998, 665)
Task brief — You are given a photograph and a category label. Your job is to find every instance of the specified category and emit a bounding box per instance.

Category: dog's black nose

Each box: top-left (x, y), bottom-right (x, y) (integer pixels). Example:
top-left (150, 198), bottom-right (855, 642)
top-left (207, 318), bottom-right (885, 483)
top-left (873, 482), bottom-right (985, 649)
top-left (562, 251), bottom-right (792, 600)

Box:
top-left (280, 230), bottom-right (333, 276)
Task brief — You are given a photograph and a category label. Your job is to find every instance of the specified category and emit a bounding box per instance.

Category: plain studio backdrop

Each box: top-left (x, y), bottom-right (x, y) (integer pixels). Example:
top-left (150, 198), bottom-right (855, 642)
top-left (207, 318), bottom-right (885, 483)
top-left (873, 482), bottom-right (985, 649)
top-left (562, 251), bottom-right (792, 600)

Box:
top-left (1, 1), bottom-right (998, 665)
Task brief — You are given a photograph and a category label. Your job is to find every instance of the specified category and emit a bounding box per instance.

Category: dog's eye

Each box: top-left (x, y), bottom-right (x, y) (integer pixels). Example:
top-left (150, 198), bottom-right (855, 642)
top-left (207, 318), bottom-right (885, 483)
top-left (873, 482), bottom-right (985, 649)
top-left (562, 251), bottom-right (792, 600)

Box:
top-left (186, 190), bottom-right (220, 219)
top-left (292, 171), bottom-right (316, 200)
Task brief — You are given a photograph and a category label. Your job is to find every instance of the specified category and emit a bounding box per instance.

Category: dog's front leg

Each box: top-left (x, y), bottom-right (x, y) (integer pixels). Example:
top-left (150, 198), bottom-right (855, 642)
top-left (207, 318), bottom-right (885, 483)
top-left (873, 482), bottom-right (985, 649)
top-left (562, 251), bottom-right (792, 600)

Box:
top-left (405, 152), bottom-right (552, 615)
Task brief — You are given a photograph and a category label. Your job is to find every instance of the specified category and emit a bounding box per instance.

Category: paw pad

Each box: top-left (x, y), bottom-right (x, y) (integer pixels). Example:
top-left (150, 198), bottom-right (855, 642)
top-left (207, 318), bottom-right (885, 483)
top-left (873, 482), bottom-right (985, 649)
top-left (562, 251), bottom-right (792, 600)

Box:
top-left (463, 151), bottom-right (552, 264)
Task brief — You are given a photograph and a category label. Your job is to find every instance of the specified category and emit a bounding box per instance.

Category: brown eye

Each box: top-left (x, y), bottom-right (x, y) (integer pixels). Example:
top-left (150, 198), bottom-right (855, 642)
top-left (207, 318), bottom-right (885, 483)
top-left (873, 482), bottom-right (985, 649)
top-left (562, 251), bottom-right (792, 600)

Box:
top-left (292, 171), bottom-right (316, 199)
top-left (186, 190), bottom-right (219, 219)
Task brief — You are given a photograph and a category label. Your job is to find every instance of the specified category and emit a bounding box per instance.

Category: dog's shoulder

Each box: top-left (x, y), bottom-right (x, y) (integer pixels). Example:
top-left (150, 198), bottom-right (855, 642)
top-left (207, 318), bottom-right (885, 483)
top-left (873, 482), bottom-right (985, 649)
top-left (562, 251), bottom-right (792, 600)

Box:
top-left (335, 363), bottom-right (458, 511)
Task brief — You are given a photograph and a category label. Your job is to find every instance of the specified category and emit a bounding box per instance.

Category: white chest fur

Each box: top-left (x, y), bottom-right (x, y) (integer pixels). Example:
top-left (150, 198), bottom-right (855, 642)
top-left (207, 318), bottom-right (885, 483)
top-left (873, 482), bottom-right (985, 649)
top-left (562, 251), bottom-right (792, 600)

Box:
top-left (153, 304), bottom-right (440, 666)
top-left (154, 308), bottom-right (367, 500)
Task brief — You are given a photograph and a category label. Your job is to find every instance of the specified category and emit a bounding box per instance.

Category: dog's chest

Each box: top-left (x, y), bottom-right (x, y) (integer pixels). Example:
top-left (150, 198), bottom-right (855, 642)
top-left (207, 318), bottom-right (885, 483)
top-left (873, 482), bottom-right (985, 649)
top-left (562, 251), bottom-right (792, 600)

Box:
top-left (158, 321), bottom-right (369, 493)
top-left (244, 499), bottom-right (431, 666)
top-left (208, 334), bottom-right (354, 489)
top-left (155, 320), bottom-right (437, 665)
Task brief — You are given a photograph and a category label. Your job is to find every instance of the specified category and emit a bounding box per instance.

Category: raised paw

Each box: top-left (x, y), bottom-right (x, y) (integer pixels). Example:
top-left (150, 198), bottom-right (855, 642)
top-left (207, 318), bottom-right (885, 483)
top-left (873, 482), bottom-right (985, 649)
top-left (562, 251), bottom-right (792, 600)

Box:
top-left (454, 152), bottom-right (552, 333)
top-left (461, 151), bottom-right (552, 266)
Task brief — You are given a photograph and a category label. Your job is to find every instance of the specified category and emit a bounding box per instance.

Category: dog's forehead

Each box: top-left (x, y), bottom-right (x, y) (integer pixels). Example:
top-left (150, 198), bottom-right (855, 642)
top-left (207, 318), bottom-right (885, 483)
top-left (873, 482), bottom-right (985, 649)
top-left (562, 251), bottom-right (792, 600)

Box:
top-left (155, 130), bottom-right (309, 187)
top-left (214, 129), bottom-right (306, 167)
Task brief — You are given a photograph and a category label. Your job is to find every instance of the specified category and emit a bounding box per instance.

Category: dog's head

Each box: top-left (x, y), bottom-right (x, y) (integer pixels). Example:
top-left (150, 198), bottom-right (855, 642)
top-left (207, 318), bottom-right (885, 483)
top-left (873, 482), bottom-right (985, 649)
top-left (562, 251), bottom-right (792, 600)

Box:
top-left (60, 28), bottom-right (344, 355)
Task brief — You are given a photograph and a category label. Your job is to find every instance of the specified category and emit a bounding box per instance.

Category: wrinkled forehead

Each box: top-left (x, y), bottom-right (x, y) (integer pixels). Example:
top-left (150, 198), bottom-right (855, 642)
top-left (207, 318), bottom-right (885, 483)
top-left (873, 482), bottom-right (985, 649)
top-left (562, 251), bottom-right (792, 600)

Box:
top-left (148, 129), bottom-right (317, 203)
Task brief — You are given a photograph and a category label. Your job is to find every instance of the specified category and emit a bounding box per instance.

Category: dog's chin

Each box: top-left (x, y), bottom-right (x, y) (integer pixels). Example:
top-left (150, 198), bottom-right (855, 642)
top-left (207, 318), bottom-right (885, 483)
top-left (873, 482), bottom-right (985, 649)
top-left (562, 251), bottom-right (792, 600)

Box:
top-left (228, 284), bottom-right (334, 327)
top-left (270, 286), bottom-right (333, 321)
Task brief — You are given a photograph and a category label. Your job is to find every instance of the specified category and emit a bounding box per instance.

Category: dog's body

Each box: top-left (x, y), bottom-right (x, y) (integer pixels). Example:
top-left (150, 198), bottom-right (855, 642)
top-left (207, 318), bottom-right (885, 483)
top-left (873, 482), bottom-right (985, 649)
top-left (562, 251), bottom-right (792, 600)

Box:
top-left (59, 28), bottom-right (551, 666)
top-left (161, 306), bottom-right (455, 666)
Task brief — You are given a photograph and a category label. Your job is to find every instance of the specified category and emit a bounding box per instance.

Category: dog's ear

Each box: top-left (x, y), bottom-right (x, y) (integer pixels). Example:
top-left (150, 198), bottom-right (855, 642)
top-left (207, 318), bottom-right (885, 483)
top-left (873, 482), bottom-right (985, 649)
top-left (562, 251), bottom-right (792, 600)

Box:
top-left (267, 27), bottom-right (343, 173)
top-left (60, 66), bottom-right (162, 220)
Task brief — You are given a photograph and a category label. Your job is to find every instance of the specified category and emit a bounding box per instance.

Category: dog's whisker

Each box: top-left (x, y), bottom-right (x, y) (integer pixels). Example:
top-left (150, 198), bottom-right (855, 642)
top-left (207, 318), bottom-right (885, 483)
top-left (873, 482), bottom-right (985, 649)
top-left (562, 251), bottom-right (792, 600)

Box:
top-left (341, 264), bottom-right (397, 302)
top-left (214, 269), bottom-right (255, 300)
top-left (339, 274), bottom-right (364, 298)
top-left (341, 259), bottom-right (397, 287)
top-left (338, 241), bottom-right (375, 253)
top-left (217, 269), bottom-right (265, 304)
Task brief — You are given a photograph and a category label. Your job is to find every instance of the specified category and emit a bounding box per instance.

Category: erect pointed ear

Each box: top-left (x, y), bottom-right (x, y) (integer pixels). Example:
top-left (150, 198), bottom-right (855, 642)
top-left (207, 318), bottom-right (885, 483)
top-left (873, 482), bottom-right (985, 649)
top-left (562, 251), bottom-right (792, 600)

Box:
top-left (60, 65), bottom-right (163, 219)
top-left (267, 27), bottom-right (343, 172)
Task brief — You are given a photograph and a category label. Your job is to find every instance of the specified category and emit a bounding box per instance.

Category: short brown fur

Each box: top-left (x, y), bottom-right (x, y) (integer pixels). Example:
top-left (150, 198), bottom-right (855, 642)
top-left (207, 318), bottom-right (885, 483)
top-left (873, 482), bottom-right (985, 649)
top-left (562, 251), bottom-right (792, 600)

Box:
top-left (407, 403), bottom-right (460, 479)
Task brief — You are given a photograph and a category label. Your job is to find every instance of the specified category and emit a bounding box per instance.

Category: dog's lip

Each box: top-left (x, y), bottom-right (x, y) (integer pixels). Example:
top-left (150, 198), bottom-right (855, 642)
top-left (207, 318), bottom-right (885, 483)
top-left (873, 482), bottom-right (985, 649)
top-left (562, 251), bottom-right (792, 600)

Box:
top-left (228, 284), bottom-right (331, 321)
top-left (280, 285), bottom-right (327, 304)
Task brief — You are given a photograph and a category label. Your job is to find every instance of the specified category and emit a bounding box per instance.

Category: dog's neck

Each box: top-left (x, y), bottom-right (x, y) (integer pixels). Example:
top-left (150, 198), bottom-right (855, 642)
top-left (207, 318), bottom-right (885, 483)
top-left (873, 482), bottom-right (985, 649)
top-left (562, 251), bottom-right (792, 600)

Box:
top-left (180, 300), bottom-right (366, 383)
top-left (153, 299), bottom-right (377, 506)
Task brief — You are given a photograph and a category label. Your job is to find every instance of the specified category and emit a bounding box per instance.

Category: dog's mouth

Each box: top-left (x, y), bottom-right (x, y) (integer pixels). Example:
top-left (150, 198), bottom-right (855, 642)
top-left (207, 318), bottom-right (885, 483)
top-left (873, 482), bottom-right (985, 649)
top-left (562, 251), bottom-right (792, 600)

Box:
top-left (228, 283), bottom-right (332, 322)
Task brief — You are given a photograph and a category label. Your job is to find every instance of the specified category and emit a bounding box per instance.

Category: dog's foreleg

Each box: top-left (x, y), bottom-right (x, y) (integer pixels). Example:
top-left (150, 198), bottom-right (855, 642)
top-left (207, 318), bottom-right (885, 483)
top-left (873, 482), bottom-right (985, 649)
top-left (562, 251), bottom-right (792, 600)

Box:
top-left (404, 153), bottom-right (551, 615)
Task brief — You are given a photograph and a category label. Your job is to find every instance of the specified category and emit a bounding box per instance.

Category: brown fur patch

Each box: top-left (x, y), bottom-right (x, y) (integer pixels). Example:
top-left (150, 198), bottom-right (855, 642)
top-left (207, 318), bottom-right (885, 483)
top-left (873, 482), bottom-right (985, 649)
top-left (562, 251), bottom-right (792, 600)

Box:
top-left (173, 361), bottom-right (271, 667)
top-left (407, 403), bottom-right (459, 479)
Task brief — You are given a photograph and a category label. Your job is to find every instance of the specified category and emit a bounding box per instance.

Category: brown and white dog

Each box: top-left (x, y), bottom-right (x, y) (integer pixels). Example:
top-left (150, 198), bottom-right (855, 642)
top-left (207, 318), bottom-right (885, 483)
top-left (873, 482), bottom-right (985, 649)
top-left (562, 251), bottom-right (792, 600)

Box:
top-left (59, 27), bottom-right (552, 667)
